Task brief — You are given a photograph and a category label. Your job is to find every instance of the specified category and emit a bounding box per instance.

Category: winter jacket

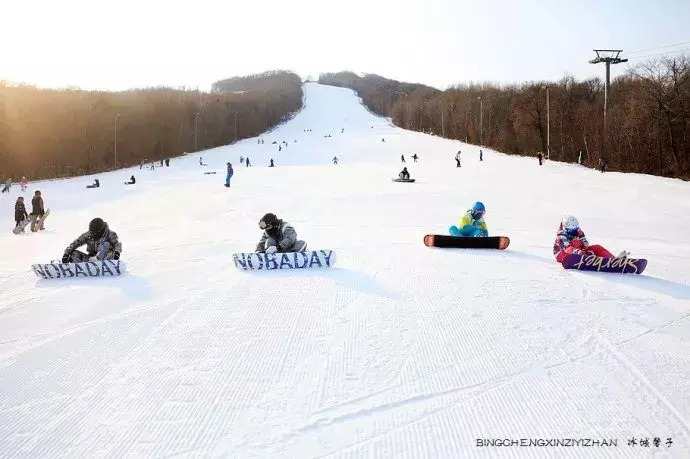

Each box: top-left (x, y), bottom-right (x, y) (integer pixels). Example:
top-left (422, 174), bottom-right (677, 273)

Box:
top-left (31, 195), bottom-right (44, 215)
top-left (15, 200), bottom-right (28, 222)
top-left (255, 220), bottom-right (298, 252)
top-left (553, 223), bottom-right (589, 258)
top-left (227, 165), bottom-right (234, 175)
top-left (64, 224), bottom-right (122, 257)
top-left (459, 209), bottom-right (487, 232)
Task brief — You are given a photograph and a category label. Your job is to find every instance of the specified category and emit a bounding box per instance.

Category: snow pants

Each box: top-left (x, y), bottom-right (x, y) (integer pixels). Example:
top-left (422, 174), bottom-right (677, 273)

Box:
top-left (555, 244), bottom-right (614, 263)
top-left (68, 242), bottom-right (117, 262)
top-left (263, 237), bottom-right (307, 253)
top-left (225, 173), bottom-right (233, 186)
top-left (449, 225), bottom-right (488, 237)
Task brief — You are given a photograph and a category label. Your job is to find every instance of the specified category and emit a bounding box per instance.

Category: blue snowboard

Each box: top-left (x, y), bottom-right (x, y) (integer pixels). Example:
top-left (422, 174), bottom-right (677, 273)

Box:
top-left (561, 254), bottom-right (647, 275)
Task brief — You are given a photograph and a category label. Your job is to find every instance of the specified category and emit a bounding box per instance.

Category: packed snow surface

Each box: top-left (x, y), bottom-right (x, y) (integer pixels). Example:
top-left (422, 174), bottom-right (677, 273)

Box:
top-left (1, 83), bottom-right (689, 458)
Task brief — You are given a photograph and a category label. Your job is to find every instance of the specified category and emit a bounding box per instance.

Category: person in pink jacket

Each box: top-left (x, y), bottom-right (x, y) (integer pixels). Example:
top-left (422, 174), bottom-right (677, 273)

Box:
top-left (553, 215), bottom-right (629, 262)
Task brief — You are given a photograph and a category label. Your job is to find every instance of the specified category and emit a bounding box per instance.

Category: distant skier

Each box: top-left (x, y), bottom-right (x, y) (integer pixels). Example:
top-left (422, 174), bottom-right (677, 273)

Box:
top-left (401, 154), bottom-right (406, 163)
top-left (62, 218), bottom-right (122, 263)
top-left (538, 152), bottom-right (544, 166)
top-left (449, 202), bottom-right (488, 237)
top-left (381, 138), bottom-right (385, 142)
top-left (279, 145), bottom-right (282, 152)
top-left (225, 163), bottom-right (234, 187)
top-left (455, 151), bottom-right (461, 167)
top-left (14, 197), bottom-right (29, 231)
top-left (269, 159), bottom-right (275, 167)
top-left (240, 156), bottom-right (244, 164)
top-left (246, 157), bottom-right (251, 167)
top-left (160, 159), bottom-right (164, 167)
top-left (1, 179), bottom-right (10, 193)
top-left (165, 158), bottom-right (170, 167)
top-left (479, 150), bottom-right (483, 161)
top-left (398, 167), bottom-right (411, 180)
top-left (553, 216), bottom-right (628, 263)
top-left (412, 154), bottom-right (418, 162)
top-left (30, 190), bottom-right (46, 231)
top-left (333, 156), bottom-right (338, 165)
top-left (255, 213), bottom-right (307, 253)
top-left (20, 176), bottom-right (28, 191)
top-left (125, 175), bottom-right (136, 185)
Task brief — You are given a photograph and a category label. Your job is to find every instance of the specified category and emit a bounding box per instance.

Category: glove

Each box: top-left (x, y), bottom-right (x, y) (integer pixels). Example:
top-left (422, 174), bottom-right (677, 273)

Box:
top-left (113, 251), bottom-right (120, 260)
top-left (61, 253), bottom-right (70, 263)
top-left (265, 246), bottom-right (278, 254)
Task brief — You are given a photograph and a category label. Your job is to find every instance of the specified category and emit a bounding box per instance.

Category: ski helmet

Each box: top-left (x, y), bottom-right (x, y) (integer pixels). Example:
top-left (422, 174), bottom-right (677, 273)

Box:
top-left (259, 213), bottom-right (279, 231)
top-left (562, 215), bottom-right (579, 234)
top-left (89, 218), bottom-right (107, 237)
top-left (472, 201), bottom-right (486, 217)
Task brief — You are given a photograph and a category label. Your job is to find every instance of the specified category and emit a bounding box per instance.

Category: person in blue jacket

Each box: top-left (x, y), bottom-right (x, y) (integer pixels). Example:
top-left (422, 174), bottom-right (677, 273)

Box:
top-left (449, 201), bottom-right (488, 237)
top-left (225, 163), bottom-right (234, 187)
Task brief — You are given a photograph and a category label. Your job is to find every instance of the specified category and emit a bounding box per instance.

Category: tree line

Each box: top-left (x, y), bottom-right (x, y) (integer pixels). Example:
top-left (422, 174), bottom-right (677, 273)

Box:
top-left (320, 57), bottom-right (690, 179)
top-left (0, 71), bottom-right (303, 181)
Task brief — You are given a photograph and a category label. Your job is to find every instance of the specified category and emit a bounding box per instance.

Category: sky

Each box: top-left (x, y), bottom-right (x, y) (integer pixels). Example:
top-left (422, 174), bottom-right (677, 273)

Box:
top-left (1, 0), bottom-right (689, 92)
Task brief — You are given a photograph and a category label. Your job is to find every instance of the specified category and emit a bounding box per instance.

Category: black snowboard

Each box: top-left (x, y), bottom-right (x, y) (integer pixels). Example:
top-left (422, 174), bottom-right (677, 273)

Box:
top-left (392, 178), bottom-right (415, 183)
top-left (424, 235), bottom-right (510, 250)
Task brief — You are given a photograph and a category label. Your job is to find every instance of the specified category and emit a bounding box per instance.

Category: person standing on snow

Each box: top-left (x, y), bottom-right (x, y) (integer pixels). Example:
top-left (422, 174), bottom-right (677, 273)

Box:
top-left (62, 218), bottom-right (122, 263)
top-left (333, 156), bottom-right (338, 164)
top-left (225, 163), bottom-right (234, 187)
top-left (401, 154), bottom-right (406, 163)
top-left (412, 154), bottom-right (418, 162)
top-left (479, 150), bottom-right (483, 161)
top-left (455, 151), bottom-right (461, 167)
top-left (30, 190), bottom-right (46, 231)
top-left (14, 196), bottom-right (29, 230)
top-left (449, 201), bottom-right (488, 237)
top-left (255, 213), bottom-right (307, 253)
top-left (553, 216), bottom-right (629, 262)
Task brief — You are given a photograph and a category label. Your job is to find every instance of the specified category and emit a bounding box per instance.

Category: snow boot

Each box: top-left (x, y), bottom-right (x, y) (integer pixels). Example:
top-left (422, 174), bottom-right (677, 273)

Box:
top-left (616, 250), bottom-right (630, 259)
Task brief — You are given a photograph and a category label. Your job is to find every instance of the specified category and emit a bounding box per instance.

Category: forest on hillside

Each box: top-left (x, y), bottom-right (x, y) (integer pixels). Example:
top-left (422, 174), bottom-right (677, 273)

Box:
top-left (0, 71), bottom-right (303, 180)
top-left (320, 57), bottom-right (690, 179)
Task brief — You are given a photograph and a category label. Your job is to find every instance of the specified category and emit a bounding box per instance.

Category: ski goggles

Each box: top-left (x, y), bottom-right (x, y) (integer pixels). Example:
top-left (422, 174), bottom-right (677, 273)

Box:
top-left (472, 210), bottom-right (485, 218)
top-left (566, 227), bottom-right (579, 235)
top-left (258, 221), bottom-right (274, 230)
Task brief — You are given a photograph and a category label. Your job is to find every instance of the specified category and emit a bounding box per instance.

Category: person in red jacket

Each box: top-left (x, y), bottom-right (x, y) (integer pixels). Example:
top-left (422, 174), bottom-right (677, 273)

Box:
top-left (553, 215), bottom-right (629, 262)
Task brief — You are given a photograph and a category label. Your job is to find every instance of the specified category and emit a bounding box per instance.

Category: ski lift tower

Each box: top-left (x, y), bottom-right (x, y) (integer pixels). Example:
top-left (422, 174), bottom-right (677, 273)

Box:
top-left (589, 50), bottom-right (627, 162)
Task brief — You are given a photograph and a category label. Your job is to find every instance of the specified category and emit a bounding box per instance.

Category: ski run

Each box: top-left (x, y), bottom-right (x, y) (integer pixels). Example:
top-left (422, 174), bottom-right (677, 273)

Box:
top-left (1, 83), bottom-right (689, 458)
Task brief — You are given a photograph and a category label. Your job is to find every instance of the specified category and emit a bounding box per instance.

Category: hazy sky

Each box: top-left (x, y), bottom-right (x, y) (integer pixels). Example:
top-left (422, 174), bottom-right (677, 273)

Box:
top-left (2, 0), bottom-right (689, 91)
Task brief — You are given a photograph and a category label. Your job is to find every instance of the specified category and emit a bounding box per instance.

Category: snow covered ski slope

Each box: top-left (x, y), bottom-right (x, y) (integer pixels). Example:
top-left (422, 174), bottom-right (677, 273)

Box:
top-left (1, 82), bottom-right (689, 458)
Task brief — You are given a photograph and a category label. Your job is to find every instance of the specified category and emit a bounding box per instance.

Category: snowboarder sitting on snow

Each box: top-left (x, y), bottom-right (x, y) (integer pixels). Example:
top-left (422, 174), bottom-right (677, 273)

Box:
top-left (553, 216), bottom-right (628, 262)
top-left (125, 175), bottom-right (135, 185)
top-left (62, 218), bottom-right (122, 263)
top-left (15, 197), bottom-right (28, 229)
top-left (450, 201), bottom-right (488, 237)
top-left (87, 179), bottom-right (100, 188)
top-left (255, 213), bottom-right (307, 254)
top-left (399, 167), bottom-right (411, 180)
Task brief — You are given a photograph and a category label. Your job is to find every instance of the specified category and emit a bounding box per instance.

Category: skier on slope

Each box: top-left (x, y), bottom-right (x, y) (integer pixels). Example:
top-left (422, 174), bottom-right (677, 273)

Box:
top-left (225, 163), bottom-right (234, 187)
top-left (449, 201), bottom-right (488, 237)
top-left (30, 190), bottom-right (46, 231)
top-left (553, 216), bottom-right (629, 262)
top-left (255, 213), bottom-right (307, 253)
top-left (14, 196), bottom-right (29, 231)
top-left (62, 218), bottom-right (122, 263)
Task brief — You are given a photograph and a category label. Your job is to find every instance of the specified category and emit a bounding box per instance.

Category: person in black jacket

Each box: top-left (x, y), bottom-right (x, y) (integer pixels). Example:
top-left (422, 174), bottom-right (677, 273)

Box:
top-left (30, 190), bottom-right (45, 230)
top-left (62, 218), bottom-right (122, 262)
top-left (15, 197), bottom-right (29, 230)
top-left (125, 175), bottom-right (136, 185)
